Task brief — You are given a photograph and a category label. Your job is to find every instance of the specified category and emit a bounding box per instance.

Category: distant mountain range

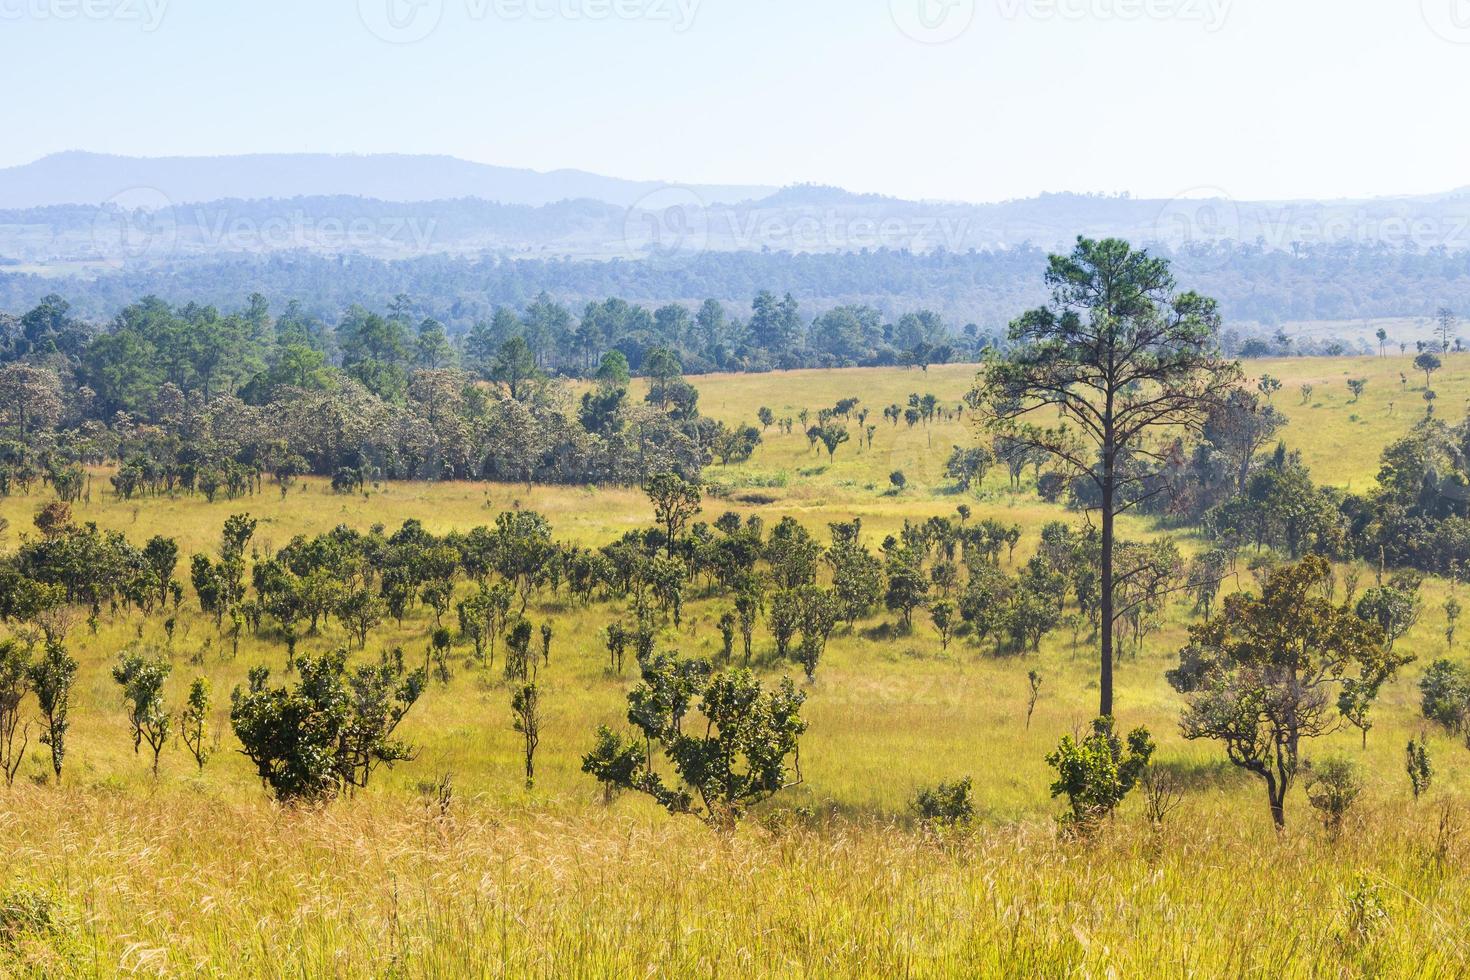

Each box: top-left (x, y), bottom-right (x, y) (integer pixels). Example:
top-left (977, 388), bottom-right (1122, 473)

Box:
top-left (1, 152), bottom-right (1469, 267)
top-left (0, 151), bottom-right (777, 209)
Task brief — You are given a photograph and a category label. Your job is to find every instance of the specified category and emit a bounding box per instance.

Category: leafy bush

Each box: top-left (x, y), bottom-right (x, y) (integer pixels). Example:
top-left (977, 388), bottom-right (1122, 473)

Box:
top-left (582, 650), bottom-right (806, 829)
top-left (1305, 757), bottom-right (1363, 839)
top-left (230, 648), bottom-right (426, 802)
top-left (1420, 659), bottom-right (1470, 735)
top-left (911, 777), bottom-right (976, 827)
top-left (1046, 716), bottom-right (1154, 830)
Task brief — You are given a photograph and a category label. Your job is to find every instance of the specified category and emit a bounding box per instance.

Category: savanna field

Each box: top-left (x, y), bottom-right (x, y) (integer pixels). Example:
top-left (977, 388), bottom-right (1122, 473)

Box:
top-left (6, 355), bottom-right (1470, 977)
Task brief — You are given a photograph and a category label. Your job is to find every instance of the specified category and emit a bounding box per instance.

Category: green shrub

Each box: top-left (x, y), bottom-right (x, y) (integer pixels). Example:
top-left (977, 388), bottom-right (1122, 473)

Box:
top-left (911, 777), bottom-right (976, 828)
top-left (1046, 716), bottom-right (1154, 831)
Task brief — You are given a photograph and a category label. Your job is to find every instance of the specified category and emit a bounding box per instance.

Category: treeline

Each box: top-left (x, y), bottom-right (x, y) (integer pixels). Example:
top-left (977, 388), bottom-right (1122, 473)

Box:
top-left (0, 289), bottom-right (870, 485)
top-left (0, 288), bottom-right (987, 486)
top-left (5, 242), bottom-right (1470, 340)
top-left (3, 286), bottom-right (979, 384)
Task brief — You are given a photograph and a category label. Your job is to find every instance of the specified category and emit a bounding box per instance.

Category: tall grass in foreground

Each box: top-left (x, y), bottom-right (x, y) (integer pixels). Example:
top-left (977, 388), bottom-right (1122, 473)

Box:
top-left (2, 786), bottom-right (1469, 977)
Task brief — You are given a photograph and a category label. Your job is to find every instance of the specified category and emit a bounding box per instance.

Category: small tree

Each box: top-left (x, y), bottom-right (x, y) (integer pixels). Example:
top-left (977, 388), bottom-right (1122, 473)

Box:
top-left (1406, 735), bottom-right (1433, 801)
top-left (883, 545), bottom-right (927, 629)
top-left (930, 599), bottom-right (956, 651)
top-left (1415, 350), bottom-right (1442, 388)
top-left (604, 622), bottom-right (629, 674)
top-left (457, 595), bottom-right (488, 663)
top-left (1140, 765), bottom-right (1183, 827)
top-left (768, 589), bottom-right (800, 661)
top-left (510, 683), bottom-right (542, 790)
top-left (180, 677), bottom-right (212, 770)
top-left (113, 651), bottom-right (172, 777)
top-left (581, 652), bottom-right (805, 829)
top-left (1347, 378), bottom-right (1367, 403)
top-left (1046, 717), bottom-right (1154, 831)
top-left (582, 726), bottom-right (647, 805)
top-left (230, 648), bottom-right (427, 802)
top-left (1025, 670), bottom-right (1043, 730)
top-left (335, 588), bottom-right (384, 650)
top-left (1419, 658), bottom-right (1470, 735)
top-left (807, 423), bottom-right (850, 462)
top-left (504, 619), bottom-right (534, 681)
top-left (1356, 582), bottom-right (1420, 652)
top-left (1299, 383), bottom-right (1314, 404)
top-left (1171, 556), bottom-right (1406, 829)
top-left (717, 613), bottom-right (736, 662)
top-left (889, 470), bottom-right (906, 492)
top-left (794, 586), bottom-right (839, 681)
top-left (430, 628), bottom-right (453, 684)
top-left (0, 640), bottom-right (29, 786)
top-left (29, 640), bottom-right (76, 785)
top-left (1304, 758), bottom-right (1362, 840)
top-left (735, 578), bottom-right (763, 663)
top-left (1447, 596), bottom-right (1462, 649)
top-left (645, 472), bottom-right (702, 559)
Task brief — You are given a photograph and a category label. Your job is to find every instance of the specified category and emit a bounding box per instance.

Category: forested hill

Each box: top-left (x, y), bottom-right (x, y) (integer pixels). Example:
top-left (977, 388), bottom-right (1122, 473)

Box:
top-left (5, 243), bottom-right (1470, 336)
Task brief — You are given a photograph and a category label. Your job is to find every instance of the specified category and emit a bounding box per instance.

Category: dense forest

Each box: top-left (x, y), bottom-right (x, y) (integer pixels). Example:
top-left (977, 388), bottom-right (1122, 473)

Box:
top-left (4, 240), bottom-right (1470, 341)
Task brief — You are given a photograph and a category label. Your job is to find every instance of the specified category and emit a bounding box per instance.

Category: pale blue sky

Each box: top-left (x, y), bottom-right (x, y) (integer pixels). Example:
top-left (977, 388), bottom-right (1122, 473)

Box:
top-left (0, 0), bottom-right (1465, 202)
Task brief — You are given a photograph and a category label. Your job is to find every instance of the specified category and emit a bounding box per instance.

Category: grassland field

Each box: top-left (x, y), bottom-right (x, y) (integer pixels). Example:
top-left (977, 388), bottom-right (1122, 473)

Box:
top-left (2, 353), bottom-right (1469, 976)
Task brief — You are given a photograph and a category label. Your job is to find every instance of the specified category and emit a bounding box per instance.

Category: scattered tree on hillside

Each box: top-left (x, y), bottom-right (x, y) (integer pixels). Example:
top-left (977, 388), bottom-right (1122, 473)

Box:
top-left (975, 238), bottom-right (1239, 717)
top-left (112, 650), bottom-right (172, 777)
top-left (1416, 350), bottom-right (1442, 388)
top-left (230, 648), bottom-right (426, 802)
top-left (581, 651), bottom-right (806, 829)
top-left (29, 639), bottom-right (76, 784)
top-left (510, 683), bottom-right (543, 790)
top-left (1406, 735), bottom-right (1433, 801)
top-left (645, 472), bottom-right (702, 559)
top-left (1169, 556), bottom-right (1406, 828)
top-left (0, 640), bottom-right (28, 786)
top-left (180, 677), bottom-right (212, 770)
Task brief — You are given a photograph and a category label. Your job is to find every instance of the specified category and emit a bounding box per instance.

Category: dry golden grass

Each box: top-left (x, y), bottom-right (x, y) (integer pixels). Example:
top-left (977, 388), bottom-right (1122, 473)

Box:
top-left (4, 786), bottom-right (1470, 977)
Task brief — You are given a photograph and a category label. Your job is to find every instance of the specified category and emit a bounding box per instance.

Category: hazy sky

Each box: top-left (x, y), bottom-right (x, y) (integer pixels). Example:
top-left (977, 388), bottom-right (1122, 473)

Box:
top-left (0, 0), bottom-right (1465, 202)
